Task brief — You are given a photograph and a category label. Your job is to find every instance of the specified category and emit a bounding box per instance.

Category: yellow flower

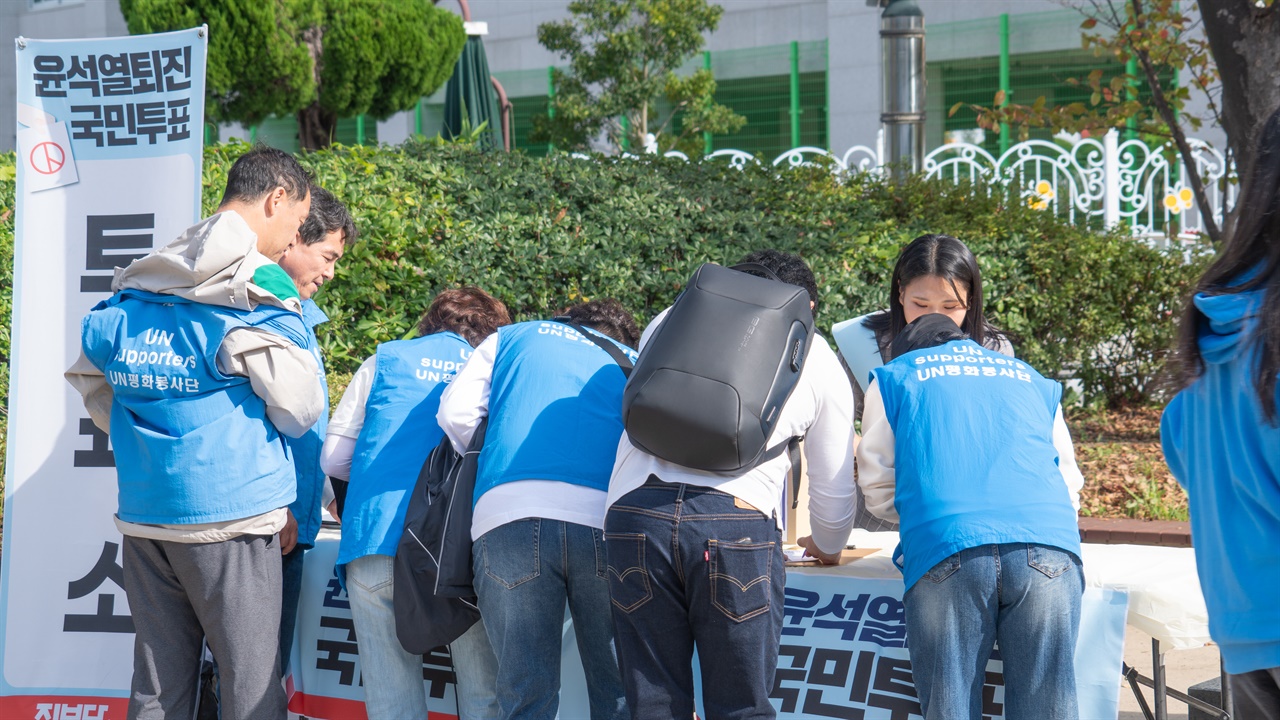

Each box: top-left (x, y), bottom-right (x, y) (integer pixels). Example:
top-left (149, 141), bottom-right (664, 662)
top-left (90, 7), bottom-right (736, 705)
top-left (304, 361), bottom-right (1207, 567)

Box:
top-left (1164, 186), bottom-right (1195, 214)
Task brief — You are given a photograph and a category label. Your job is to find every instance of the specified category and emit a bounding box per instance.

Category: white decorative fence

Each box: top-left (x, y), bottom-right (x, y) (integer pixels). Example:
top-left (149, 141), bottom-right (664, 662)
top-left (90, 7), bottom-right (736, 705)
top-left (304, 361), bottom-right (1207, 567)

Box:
top-left (637, 130), bottom-right (1236, 241)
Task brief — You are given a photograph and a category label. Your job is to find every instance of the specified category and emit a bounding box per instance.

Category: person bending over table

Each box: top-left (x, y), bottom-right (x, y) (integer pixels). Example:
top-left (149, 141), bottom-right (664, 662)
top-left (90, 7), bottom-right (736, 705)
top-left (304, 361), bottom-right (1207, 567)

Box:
top-left (321, 288), bottom-right (510, 720)
top-left (832, 234), bottom-right (1013, 533)
top-left (856, 313), bottom-right (1085, 720)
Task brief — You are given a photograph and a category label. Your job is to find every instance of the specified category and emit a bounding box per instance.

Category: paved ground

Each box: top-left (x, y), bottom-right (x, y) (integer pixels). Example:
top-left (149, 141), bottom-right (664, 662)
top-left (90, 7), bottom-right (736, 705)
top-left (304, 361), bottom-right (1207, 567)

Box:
top-left (1118, 625), bottom-right (1223, 720)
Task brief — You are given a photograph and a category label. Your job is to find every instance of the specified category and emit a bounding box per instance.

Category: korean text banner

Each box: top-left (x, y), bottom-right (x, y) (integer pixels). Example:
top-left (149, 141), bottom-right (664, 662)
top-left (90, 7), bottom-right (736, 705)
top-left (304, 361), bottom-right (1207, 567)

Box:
top-left (1, 27), bottom-right (207, 719)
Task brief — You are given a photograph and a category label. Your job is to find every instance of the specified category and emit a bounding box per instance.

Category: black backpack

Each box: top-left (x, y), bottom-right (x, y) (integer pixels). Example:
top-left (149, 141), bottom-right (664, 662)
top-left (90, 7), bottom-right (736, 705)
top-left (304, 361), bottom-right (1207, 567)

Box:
top-left (393, 419), bottom-right (487, 654)
top-left (622, 262), bottom-right (814, 476)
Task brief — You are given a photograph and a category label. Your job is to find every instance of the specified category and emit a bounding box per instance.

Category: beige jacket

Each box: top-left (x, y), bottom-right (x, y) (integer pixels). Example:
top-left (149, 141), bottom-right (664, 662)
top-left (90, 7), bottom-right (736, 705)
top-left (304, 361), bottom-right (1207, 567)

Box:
top-left (65, 211), bottom-right (324, 540)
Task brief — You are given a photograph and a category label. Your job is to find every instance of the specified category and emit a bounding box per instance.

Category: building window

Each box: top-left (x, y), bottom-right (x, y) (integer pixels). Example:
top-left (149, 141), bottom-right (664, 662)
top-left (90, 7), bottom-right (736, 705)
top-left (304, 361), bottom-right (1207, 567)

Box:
top-left (29, 0), bottom-right (85, 10)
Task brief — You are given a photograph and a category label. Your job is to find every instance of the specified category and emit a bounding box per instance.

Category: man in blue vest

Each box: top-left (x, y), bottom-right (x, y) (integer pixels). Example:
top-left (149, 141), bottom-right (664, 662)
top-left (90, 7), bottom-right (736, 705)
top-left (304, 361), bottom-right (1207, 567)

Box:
top-left (273, 185), bottom-right (357, 676)
top-left (857, 313), bottom-right (1084, 719)
top-left (438, 299), bottom-right (638, 720)
top-left (66, 147), bottom-right (324, 720)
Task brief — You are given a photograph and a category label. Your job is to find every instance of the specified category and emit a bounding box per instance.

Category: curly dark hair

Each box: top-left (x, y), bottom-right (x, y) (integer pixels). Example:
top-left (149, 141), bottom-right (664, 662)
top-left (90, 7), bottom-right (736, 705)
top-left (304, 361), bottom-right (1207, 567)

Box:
top-left (563, 298), bottom-right (641, 348)
top-left (417, 287), bottom-right (512, 347)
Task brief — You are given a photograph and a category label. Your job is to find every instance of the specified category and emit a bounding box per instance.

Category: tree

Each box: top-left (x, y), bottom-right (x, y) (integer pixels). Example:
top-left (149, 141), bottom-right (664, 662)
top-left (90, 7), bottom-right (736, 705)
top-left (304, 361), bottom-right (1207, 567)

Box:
top-left (1198, 0), bottom-right (1280, 170)
top-left (954, 0), bottom-right (1228, 241)
top-left (121, 0), bottom-right (318, 125)
top-left (121, 0), bottom-right (466, 150)
top-left (532, 0), bottom-right (746, 155)
top-left (953, 0), bottom-right (1280, 244)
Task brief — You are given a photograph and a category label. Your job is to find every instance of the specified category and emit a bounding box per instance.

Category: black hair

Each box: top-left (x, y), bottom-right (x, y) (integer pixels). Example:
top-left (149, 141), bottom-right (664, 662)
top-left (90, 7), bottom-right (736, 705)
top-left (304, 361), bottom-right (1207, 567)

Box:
top-left (864, 234), bottom-right (1005, 358)
top-left (1173, 104), bottom-right (1280, 423)
top-left (563, 298), bottom-right (641, 348)
top-left (417, 287), bottom-right (511, 347)
top-left (218, 145), bottom-right (311, 207)
top-left (890, 314), bottom-right (969, 358)
top-left (299, 185), bottom-right (358, 246)
top-left (737, 249), bottom-right (820, 313)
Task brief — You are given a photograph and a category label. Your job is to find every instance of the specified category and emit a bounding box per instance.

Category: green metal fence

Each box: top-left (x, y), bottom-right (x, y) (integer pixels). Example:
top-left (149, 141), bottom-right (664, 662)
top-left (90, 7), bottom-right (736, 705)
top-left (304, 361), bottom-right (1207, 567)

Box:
top-left (489, 40), bottom-right (829, 158)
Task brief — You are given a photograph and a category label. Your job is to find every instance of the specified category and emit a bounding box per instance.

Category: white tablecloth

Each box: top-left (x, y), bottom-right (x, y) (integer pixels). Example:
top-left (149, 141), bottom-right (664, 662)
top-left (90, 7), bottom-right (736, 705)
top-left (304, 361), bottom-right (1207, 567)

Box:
top-left (833, 530), bottom-right (1210, 651)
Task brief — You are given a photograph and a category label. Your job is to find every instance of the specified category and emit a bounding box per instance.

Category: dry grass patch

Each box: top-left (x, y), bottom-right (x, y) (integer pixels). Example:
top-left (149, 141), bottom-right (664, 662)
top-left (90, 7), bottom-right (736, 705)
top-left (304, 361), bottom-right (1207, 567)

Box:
top-left (1069, 406), bottom-right (1188, 521)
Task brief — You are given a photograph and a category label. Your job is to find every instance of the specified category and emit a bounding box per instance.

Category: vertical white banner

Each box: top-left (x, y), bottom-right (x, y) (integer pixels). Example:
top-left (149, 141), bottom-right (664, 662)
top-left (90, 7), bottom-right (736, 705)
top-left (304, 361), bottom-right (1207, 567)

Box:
top-left (2, 28), bottom-right (207, 718)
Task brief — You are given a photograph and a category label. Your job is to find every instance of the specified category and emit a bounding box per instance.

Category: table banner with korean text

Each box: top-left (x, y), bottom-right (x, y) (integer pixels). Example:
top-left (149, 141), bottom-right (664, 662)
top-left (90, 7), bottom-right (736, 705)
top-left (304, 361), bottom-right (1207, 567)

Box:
top-left (292, 535), bottom-right (1129, 720)
top-left (1, 27), bottom-right (207, 720)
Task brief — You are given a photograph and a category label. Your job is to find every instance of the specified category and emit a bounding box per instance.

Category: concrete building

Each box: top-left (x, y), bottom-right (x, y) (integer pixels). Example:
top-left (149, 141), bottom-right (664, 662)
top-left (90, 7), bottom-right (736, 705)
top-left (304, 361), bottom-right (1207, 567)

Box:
top-left (3, 0), bottom-right (1226, 157)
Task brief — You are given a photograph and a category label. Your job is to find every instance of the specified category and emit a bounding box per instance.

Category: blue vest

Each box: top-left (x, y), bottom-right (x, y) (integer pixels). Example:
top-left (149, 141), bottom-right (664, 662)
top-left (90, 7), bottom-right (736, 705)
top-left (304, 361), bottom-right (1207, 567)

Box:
top-left (474, 321), bottom-right (637, 503)
top-left (337, 331), bottom-right (473, 567)
top-left (81, 289), bottom-right (310, 524)
top-left (286, 299), bottom-right (329, 549)
top-left (873, 339), bottom-right (1082, 591)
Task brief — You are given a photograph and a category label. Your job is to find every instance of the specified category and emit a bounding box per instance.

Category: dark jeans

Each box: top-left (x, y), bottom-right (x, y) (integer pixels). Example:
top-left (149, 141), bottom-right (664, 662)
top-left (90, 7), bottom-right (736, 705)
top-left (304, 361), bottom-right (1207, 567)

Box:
top-left (472, 518), bottom-right (628, 720)
top-left (605, 476), bottom-right (785, 720)
top-left (278, 545), bottom-right (306, 676)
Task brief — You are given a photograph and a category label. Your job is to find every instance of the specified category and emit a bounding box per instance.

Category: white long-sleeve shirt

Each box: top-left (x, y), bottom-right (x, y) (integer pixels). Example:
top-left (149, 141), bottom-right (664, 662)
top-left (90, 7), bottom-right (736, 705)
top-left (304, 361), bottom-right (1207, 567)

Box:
top-left (607, 310), bottom-right (858, 556)
top-left (856, 378), bottom-right (1085, 523)
top-left (320, 355), bottom-right (378, 480)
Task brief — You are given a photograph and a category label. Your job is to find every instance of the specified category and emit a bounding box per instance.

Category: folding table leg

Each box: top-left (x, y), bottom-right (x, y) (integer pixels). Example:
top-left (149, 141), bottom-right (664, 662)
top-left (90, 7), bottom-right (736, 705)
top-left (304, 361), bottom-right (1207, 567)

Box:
top-left (1220, 657), bottom-right (1234, 719)
top-left (1153, 638), bottom-right (1168, 720)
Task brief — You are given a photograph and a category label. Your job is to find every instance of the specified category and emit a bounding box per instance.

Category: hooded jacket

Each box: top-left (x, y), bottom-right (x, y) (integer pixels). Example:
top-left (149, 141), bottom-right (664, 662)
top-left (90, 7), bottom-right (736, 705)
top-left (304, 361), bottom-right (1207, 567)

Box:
top-left (67, 212), bottom-right (324, 534)
top-left (1161, 289), bottom-right (1280, 675)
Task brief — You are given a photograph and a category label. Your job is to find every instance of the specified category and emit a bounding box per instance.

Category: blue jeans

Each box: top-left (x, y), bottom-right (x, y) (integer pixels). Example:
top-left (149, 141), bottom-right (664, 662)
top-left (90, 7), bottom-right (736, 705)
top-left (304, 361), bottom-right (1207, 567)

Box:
top-left (605, 477), bottom-right (785, 720)
top-left (472, 518), bottom-right (627, 720)
top-left (347, 554), bottom-right (501, 720)
top-left (903, 543), bottom-right (1084, 720)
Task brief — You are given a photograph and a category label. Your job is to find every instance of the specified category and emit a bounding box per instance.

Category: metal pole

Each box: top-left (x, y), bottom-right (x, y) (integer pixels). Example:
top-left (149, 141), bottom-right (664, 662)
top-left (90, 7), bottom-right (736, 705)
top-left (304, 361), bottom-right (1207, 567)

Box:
top-left (704, 50), bottom-right (714, 155)
top-left (999, 13), bottom-right (1010, 155)
top-left (415, 101), bottom-right (423, 137)
top-left (356, 114), bottom-right (366, 145)
top-left (1152, 638), bottom-right (1168, 720)
top-left (789, 40), bottom-right (801, 149)
top-left (547, 65), bottom-right (556, 154)
top-left (1220, 658), bottom-right (1234, 719)
top-left (881, 0), bottom-right (926, 178)
top-left (620, 114), bottom-right (631, 152)
top-left (249, 124), bottom-right (258, 144)
top-left (1104, 128), bottom-right (1121, 228)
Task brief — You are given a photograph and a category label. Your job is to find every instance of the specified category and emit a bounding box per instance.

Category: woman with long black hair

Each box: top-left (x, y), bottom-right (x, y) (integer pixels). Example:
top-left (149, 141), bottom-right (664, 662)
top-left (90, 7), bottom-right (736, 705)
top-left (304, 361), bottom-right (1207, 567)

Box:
top-left (832, 234), bottom-right (1016, 531)
top-left (1162, 107), bottom-right (1280, 720)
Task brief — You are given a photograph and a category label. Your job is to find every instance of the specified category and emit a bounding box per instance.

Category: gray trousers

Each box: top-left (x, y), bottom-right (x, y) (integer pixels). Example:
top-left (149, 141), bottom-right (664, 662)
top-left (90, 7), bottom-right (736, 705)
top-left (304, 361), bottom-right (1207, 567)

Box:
top-left (122, 534), bottom-right (286, 720)
top-left (1234, 668), bottom-right (1280, 720)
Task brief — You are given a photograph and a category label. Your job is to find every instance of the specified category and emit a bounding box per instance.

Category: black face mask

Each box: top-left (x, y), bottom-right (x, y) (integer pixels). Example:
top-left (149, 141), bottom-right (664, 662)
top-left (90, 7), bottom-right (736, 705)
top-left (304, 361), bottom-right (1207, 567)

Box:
top-left (891, 313), bottom-right (969, 359)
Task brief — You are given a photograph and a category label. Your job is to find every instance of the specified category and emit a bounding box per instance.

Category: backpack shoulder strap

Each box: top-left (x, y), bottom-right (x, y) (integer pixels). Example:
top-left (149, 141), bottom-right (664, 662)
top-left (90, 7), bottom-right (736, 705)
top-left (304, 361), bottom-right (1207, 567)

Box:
top-left (554, 318), bottom-right (633, 377)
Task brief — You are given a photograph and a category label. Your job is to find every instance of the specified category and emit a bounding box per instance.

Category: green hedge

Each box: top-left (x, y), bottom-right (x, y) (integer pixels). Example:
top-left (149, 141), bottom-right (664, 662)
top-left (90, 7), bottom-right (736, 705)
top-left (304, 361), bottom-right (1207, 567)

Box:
top-left (0, 142), bottom-right (1209, 487)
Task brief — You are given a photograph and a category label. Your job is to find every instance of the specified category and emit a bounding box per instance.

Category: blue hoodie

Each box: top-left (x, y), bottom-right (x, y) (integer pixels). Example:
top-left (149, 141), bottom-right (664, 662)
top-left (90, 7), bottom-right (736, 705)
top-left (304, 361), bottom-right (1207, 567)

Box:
top-left (1161, 289), bottom-right (1280, 675)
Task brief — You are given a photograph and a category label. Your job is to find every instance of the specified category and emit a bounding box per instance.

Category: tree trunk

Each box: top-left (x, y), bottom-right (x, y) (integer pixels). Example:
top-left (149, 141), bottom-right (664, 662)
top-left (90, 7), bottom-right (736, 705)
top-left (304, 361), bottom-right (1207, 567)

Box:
top-left (296, 24), bottom-right (331, 151)
top-left (1132, 0), bottom-right (1221, 242)
top-left (297, 103), bottom-right (338, 151)
top-left (1198, 0), bottom-right (1280, 174)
